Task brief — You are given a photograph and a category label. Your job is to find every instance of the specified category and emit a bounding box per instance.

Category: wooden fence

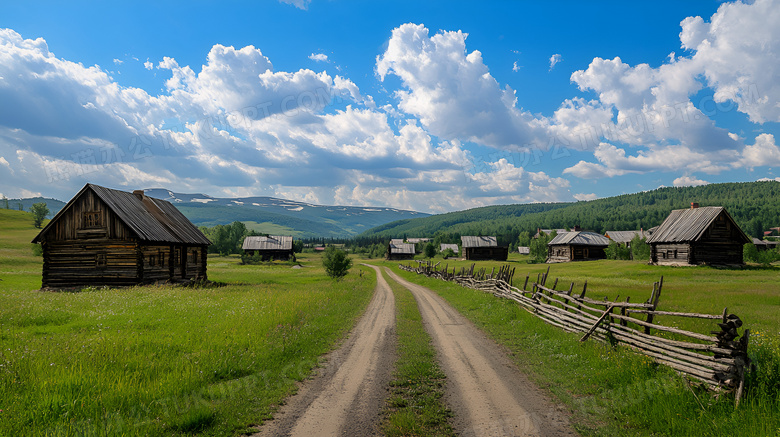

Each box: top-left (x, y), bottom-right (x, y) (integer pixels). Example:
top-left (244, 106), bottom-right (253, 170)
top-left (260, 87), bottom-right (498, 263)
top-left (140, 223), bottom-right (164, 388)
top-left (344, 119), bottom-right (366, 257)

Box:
top-left (399, 261), bottom-right (751, 405)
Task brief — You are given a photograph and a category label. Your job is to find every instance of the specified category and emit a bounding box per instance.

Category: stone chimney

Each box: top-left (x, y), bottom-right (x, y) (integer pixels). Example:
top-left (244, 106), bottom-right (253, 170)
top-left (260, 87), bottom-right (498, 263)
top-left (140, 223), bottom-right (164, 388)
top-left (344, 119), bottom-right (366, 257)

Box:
top-left (691, 202), bottom-right (699, 209)
top-left (133, 190), bottom-right (144, 200)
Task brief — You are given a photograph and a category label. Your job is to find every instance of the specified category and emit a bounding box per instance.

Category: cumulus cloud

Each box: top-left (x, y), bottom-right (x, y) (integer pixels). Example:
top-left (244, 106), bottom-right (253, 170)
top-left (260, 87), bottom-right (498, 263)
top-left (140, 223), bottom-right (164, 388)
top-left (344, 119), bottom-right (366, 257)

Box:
top-left (740, 133), bottom-right (780, 169)
top-left (549, 53), bottom-right (562, 71)
top-left (143, 60), bottom-right (153, 70)
top-left (574, 193), bottom-right (598, 201)
top-left (512, 61), bottom-right (521, 72)
top-left (309, 53), bottom-right (328, 62)
top-left (673, 176), bottom-right (709, 187)
top-left (0, 27), bottom-right (568, 211)
top-left (376, 23), bottom-right (548, 151)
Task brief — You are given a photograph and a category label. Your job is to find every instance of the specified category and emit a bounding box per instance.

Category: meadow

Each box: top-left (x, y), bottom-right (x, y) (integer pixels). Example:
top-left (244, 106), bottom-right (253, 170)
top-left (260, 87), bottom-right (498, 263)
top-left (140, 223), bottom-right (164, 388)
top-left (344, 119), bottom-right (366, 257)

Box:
top-left (375, 254), bottom-right (780, 436)
top-left (0, 210), bottom-right (375, 436)
top-left (2, 206), bottom-right (779, 436)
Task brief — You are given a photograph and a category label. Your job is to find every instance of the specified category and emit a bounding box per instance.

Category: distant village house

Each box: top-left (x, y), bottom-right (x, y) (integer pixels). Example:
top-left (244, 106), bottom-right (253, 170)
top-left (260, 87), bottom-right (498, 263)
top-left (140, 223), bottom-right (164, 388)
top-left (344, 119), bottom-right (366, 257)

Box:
top-left (547, 231), bottom-right (610, 263)
top-left (647, 205), bottom-right (750, 266)
top-left (440, 243), bottom-right (459, 254)
top-left (386, 241), bottom-right (416, 260)
top-left (32, 184), bottom-right (210, 289)
top-left (242, 235), bottom-right (295, 261)
top-left (461, 236), bottom-right (508, 261)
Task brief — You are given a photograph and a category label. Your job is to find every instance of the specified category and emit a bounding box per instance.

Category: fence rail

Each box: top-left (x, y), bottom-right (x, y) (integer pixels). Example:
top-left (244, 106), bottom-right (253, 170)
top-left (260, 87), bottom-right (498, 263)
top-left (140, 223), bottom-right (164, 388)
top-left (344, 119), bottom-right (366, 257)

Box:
top-left (399, 261), bottom-right (751, 406)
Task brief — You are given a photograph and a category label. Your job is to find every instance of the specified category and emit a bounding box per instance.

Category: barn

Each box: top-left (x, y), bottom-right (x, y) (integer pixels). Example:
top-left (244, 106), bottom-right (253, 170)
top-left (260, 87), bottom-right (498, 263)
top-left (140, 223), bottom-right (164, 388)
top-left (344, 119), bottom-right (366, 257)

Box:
top-left (647, 205), bottom-right (750, 266)
top-left (547, 231), bottom-right (610, 263)
top-left (242, 235), bottom-right (295, 261)
top-left (386, 241), bottom-right (416, 260)
top-left (604, 230), bottom-right (647, 247)
top-left (461, 236), bottom-right (508, 261)
top-left (32, 184), bottom-right (210, 289)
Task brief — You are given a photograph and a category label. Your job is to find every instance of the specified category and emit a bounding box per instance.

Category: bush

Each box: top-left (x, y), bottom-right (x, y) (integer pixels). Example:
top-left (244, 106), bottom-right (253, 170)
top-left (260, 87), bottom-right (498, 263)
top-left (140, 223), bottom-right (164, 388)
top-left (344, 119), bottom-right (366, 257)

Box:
top-left (630, 235), bottom-right (651, 260)
top-left (529, 231), bottom-right (555, 263)
top-left (441, 248), bottom-right (456, 259)
top-left (605, 241), bottom-right (631, 260)
top-left (30, 202), bottom-right (49, 229)
top-left (322, 246), bottom-right (352, 279)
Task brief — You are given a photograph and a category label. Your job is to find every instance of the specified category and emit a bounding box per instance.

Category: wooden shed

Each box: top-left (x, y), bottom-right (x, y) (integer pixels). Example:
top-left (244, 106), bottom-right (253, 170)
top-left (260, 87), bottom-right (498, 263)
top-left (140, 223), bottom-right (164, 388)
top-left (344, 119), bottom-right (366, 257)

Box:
top-left (604, 230), bottom-right (647, 247)
top-left (647, 206), bottom-right (750, 266)
top-left (242, 235), bottom-right (295, 261)
top-left (386, 241), bottom-right (416, 260)
top-left (461, 236), bottom-right (508, 261)
top-left (547, 231), bottom-right (610, 263)
top-left (32, 184), bottom-right (210, 288)
top-left (440, 243), bottom-right (459, 254)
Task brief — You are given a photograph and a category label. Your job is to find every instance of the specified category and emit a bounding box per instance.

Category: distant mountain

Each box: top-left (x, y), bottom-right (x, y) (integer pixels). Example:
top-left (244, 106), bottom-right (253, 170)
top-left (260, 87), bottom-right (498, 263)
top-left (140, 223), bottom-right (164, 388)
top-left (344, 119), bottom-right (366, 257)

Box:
top-left (356, 181), bottom-right (780, 244)
top-left (7, 188), bottom-right (427, 238)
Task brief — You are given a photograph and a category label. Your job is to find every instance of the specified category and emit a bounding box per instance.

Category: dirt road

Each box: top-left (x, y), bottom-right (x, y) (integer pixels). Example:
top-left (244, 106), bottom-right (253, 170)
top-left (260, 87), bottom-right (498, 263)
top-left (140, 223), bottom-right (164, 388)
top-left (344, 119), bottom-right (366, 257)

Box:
top-left (384, 268), bottom-right (576, 437)
top-left (253, 264), bottom-right (396, 437)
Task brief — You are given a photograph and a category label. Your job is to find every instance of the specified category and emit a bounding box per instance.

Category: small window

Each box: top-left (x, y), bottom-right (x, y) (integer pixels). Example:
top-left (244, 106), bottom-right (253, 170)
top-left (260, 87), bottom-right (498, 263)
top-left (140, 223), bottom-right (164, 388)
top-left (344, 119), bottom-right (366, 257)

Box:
top-left (84, 211), bottom-right (102, 228)
top-left (159, 250), bottom-right (165, 268)
top-left (149, 254), bottom-right (156, 267)
top-left (96, 253), bottom-right (106, 268)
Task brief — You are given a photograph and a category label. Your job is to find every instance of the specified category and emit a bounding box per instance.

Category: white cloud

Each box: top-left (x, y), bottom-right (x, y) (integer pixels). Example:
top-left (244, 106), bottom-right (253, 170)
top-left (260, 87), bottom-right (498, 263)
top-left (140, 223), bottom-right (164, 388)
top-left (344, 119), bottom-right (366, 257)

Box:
top-left (376, 23), bottom-right (547, 151)
top-left (757, 177), bottom-right (780, 182)
top-left (309, 53), bottom-right (328, 62)
top-left (113, 58), bottom-right (123, 65)
top-left (549, 53), bottom-right (562, 71)
top-left (740, 133), bottom-right (780, 169)
top-left (574, 193), bottom-right (598, 201)
top-left (279, 0), bottom-right (310, 10)
top-left (512, 61), bottom-right (521, 72)
top-left (143, 60), bottom-right (153, 70)
top-left (673, 176), bottom-right (709, 187)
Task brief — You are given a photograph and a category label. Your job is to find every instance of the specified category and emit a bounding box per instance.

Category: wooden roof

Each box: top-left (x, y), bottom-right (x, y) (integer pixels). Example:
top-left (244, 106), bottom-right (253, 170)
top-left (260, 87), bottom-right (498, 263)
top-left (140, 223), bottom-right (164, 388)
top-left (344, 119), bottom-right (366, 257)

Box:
top-left (549, 231), bottom-right (610, 247)
top-left (389, 242), bottom-right (415, 255)
top-left (461, 236), bottom-right (498, 248)
top-left (32, 184), bottom-right (211, 245)
top-left (646, 206), bottom-right (749, 244)
top-left (604, 230), bottom-right (646, 244)
top-left (242, 235), bottom-right (293, 251)
top-left (440, 243), bottom-right (459, 253)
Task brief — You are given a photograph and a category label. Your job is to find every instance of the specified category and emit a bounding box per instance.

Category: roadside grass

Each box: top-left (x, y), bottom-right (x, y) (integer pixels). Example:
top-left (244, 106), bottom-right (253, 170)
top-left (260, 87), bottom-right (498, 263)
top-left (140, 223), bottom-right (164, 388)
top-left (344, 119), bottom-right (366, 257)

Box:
top-left (388, 262), bottom-right (780, 436)
top-left (0, 213), bottom-right (375, 437)
top-left (380, 268), bottom-right (454, 437)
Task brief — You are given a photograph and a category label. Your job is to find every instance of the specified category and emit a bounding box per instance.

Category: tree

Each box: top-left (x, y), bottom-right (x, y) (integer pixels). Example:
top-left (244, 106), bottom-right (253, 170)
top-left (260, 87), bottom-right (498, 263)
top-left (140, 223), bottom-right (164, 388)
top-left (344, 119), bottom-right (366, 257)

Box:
top-left (529, 230), bottom-right (555, 263)
top-left (322, 246), bottom-right (352, 279)
top-left (423, 242), bottom-right (436, 258)
top-left (630, 235), bottom-right (651, 260)
top-left (30, 202), bottom-right (49, 229)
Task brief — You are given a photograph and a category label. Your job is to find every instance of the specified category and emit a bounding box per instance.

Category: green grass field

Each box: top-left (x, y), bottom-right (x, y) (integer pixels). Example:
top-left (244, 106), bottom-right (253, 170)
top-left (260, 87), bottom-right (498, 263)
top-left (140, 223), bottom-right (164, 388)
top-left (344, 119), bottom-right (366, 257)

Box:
top-left (3, 208), bottom-right (779, 436)
top-left (0, 211), bottom-right (375, 436)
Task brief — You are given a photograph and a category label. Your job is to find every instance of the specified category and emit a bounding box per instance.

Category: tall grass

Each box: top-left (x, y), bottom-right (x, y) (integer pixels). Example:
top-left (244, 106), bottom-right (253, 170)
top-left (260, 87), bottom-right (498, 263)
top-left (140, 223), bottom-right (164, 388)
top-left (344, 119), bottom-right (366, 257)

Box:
top-left (388, 262), bottom-right (780, 436)
top-left (0, 253), bottom-right (374, 436)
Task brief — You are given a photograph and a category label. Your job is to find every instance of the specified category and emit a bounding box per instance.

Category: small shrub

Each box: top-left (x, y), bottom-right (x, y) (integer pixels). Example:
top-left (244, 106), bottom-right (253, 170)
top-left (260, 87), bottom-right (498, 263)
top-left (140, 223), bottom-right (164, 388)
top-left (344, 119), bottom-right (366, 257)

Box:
top-left (322, 246), bottom-right (352, 279)
top-left (423, 242), bottom-right (436, 258)
top-left (31, 244), bottom-right (43, 257)
top-left (441, 248), bottom-right (456, 259)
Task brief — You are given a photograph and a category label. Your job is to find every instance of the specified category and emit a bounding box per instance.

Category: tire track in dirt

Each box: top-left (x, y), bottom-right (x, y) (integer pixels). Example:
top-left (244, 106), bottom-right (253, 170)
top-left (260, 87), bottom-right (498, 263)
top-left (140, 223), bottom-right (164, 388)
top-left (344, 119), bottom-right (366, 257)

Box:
top-left (384, 267), bottom-right (576, 437)
top-left (253, 265), bottom-right (396, 437)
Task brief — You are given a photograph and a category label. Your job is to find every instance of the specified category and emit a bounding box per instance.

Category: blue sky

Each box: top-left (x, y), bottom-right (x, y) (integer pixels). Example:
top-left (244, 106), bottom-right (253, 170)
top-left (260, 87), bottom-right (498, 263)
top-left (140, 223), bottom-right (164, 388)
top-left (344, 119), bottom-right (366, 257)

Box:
top-left (1, 0), bottom-right (778, 212)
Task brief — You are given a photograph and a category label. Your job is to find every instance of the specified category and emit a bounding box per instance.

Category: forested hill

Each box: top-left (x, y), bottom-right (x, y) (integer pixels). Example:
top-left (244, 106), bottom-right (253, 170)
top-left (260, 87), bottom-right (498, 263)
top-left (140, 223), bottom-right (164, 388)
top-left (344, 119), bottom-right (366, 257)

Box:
top-left (356, 181), bottom-right (780, 244)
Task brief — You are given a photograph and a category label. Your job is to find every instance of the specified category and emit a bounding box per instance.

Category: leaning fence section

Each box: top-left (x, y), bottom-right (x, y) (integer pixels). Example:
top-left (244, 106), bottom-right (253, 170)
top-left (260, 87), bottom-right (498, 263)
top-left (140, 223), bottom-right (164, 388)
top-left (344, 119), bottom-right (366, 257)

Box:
top-left (399, 260), bottom-right (751, 405)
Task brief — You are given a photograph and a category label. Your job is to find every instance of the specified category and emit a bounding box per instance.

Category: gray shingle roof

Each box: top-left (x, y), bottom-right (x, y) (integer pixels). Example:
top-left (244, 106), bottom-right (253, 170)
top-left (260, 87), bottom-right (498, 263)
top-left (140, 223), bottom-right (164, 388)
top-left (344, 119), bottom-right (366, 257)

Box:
top-left (389, 242), bottom-right (416, 254)
top-left (461, 236), bottom-right (497, 248)
top-left (440, 243), bottom-right (459, 253)
top-left (242, 235), bottom-right (293, 251)
top-left (548, 231), bottom-right (610, 246)
top-left (605, 230), bottom-right (646, 244)
top-left (646, 206), bottom-right (749, 244)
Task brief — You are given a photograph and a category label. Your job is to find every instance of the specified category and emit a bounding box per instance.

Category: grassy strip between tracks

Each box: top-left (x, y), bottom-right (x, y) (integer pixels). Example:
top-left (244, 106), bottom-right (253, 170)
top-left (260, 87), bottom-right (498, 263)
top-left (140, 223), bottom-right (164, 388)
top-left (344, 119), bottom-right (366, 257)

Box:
top-left (380, 268), bottom-right (455, 437)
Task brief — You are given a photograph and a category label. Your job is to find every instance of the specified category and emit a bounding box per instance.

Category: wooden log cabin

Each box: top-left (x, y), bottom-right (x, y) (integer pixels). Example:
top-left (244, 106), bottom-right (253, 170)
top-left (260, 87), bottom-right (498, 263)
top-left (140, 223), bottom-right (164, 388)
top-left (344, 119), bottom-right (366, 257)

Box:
top-left (461, 236), bottom-right (509, 261)
top-left (242, 235), bottom-right (295, 261)
top-left (547, 231), bottom-right (610, 263)
top-left (386, 241), bottom-right (416, 260)
top-left (647, 205), bottom-right (750, 266)
top-left (32, 184), bottom-right (211, 288)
